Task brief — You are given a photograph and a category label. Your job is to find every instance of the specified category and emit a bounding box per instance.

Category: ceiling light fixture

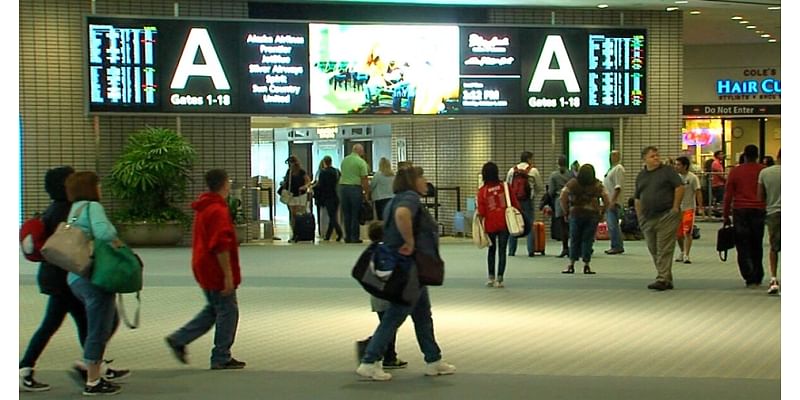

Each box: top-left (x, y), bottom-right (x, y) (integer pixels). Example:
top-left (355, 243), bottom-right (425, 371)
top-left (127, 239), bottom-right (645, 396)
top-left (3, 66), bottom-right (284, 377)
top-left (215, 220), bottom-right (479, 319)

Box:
top-left (675, 0), bottom-right (688, 3)
top-left (746, 25), bottom-right (756, 29)
top-left (689, 10), bottom-right (701, 15)
top-left (731, 16), bottom-right (743, 20)
top-left (761, 33), bottom-right (771, 38)
top-left (768, 39), bottom-right (777, 43)
top-left (666, 7), bottom-right (679, 11)
top-left (739, 21), bottom-right (749, 24)
top-left (756, 30), bottom-right (764, 33)
top-left (597, 4), bottom-right (609, 8)
top-left (767, 6), bottom-right (780, 11)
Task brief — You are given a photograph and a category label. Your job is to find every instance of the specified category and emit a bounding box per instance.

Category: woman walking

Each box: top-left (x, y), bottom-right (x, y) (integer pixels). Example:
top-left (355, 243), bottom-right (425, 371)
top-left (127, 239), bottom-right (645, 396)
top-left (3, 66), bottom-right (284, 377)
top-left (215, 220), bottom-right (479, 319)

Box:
top-left (356, 166), bottom-right (455, 381)
top-left (476, 162), bottom-right (520, 288)
top-left (370, 157), bottom-right (395, 221)
top-left (559, 164), bottom-right (610, 275)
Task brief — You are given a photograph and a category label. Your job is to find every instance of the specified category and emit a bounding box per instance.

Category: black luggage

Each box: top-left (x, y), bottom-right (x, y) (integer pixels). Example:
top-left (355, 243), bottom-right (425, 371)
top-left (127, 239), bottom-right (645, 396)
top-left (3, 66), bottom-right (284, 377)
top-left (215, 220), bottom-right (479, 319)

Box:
top-left (293, 213), bottom-right (316, 242)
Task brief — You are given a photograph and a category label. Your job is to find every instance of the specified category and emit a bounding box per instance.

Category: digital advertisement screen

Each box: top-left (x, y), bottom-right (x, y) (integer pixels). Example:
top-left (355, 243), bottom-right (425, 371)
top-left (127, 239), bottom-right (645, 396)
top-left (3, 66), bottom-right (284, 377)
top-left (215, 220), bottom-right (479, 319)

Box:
top-left (565, 129), bottom-right (613, 181)
top-left (458, 27), bottom-right (521, 114)
top-left (86, 17), bottom-right (645, 116)
top-left (308, 23), bottom-right (459, 115)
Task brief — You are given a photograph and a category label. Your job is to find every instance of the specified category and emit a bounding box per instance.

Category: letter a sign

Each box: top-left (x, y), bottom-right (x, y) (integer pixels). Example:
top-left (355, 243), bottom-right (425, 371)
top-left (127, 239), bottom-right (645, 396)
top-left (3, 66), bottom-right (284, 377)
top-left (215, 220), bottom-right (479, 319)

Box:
top-left (170, 28), bottom-right (231, 90)
top-left (528, 35), bottom-right (580, 93)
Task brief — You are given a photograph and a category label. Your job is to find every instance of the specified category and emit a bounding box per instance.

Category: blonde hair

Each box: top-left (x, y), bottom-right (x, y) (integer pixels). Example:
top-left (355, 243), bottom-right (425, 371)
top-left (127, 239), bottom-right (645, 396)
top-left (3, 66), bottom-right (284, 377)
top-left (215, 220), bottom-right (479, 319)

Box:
top-left (378, 157), bottom-right (394, 177)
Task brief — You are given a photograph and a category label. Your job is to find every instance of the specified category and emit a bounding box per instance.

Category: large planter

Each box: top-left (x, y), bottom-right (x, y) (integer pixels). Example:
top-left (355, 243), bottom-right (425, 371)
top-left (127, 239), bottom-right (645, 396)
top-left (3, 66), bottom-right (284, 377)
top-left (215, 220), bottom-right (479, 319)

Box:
top-left (235, 224), bottom-right (248, 244)
top-left (118, 221), bottom-right (184, 247)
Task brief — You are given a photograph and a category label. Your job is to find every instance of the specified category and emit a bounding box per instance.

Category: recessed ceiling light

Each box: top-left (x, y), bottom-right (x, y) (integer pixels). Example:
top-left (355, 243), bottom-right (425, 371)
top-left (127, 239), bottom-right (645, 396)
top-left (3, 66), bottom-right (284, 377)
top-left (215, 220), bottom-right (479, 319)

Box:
top-left (768, 39), bottom-right (777, 43)
top-left (739, 21), bottom-right (749, 24)
top-left (675, 0), bottom-right (688, 3)
top-left (666, 7), bottom-right (679, 11)
top-left (597, 4), bottom-right (609, 8)
top-left (768, 6), bottom-right (780, 11)
top-left (731, 16), bottom-right (743, 20)
top-left (746, 25), bottom-right (756, 29)
top-left (689, 10), bottom-right (701, 15)
top-left (756, 30), bottom-right (764, 33)
top-left (761, 33), bottom-right (771, 38)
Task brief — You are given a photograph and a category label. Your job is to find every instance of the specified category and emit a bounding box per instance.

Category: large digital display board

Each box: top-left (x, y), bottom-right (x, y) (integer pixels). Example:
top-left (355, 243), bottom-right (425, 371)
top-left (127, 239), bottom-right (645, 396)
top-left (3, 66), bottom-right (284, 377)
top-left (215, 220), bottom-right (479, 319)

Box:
top-left (86, 17), bottom-right (645, 115)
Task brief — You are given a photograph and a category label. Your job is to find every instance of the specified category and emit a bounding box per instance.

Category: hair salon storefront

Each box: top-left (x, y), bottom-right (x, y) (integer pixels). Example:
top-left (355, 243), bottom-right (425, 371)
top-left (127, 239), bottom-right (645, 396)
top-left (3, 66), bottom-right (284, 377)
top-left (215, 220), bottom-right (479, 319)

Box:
top-left (682, 44), bottom-right (780, 169)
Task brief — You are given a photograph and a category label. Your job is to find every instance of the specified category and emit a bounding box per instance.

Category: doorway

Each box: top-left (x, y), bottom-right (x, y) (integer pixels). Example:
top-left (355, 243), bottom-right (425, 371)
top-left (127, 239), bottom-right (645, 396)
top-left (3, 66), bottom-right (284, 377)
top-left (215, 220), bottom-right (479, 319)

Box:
top-left (344, 139), bottom-right (373, 173)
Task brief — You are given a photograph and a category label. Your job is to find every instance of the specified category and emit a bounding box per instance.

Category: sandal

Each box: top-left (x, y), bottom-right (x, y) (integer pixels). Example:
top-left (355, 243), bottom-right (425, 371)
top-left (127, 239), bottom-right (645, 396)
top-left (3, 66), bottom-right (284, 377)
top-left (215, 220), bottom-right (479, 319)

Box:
top-left (562, 265), bottom-right (575, 274)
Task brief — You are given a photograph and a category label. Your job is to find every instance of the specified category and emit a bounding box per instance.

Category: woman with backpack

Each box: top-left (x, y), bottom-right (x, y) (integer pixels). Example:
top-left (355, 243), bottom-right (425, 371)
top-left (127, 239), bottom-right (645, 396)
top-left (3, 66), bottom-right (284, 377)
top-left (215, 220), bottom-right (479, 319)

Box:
top-left (559, 164), bottom-right (610, 275)
top-left (477, 162), bottom-right (521, 288)
top-left (19, 166), bottom-right (85, 392)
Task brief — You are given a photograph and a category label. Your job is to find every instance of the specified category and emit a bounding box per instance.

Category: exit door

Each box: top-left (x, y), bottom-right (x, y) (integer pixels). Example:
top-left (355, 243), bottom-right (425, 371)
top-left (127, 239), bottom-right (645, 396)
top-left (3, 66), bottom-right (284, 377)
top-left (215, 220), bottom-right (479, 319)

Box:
top-left (344, 139), bottom-right (373, 173)
top-left (289, 142), bottom-right (314, 178)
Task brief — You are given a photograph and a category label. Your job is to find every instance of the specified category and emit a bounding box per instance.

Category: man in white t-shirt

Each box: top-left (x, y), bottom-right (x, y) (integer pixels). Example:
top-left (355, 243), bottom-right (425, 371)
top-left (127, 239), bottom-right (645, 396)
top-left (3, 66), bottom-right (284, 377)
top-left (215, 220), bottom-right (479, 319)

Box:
top-left (758, 149), bottom-right (781, 295)
top-left (673, 156), bottom-right (702, 263)
top-left (603, 150), bottom-right (626, 255)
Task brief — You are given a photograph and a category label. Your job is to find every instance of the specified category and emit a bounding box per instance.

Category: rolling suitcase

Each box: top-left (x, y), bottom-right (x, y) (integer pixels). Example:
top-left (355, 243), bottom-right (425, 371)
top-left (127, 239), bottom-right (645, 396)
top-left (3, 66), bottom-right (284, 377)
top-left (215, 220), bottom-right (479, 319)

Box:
top-left (532, 221), bottom-right (546, 255)
top-left (293, 213), bottom-right (316, 242)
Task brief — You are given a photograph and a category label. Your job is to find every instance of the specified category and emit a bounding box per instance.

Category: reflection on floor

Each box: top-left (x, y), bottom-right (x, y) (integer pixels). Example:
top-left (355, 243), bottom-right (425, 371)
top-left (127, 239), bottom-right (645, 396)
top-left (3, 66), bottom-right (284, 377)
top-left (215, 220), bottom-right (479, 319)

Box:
top-left (18, 222), bottom-right (780, 399)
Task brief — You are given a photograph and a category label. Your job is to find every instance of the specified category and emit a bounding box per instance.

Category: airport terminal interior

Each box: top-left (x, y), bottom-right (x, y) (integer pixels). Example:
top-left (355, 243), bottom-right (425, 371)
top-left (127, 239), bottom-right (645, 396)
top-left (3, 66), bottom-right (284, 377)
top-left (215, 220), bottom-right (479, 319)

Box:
top-left (18, 0), bottom-right (782, 398)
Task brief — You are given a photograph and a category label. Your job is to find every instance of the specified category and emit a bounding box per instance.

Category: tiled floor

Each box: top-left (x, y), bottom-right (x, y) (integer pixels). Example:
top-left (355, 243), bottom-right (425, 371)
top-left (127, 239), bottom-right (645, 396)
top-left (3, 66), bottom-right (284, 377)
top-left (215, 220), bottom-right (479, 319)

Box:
top-left (18, 222), bottom-right (780, 399)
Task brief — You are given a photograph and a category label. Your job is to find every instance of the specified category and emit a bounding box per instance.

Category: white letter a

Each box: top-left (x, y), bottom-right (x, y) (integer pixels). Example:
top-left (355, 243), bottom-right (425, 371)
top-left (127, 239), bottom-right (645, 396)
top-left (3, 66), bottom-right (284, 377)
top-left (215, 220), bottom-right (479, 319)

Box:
top-left (528, 35), bottom-right (580, 93)
top-left (170, 28), bottom-right (230, 90)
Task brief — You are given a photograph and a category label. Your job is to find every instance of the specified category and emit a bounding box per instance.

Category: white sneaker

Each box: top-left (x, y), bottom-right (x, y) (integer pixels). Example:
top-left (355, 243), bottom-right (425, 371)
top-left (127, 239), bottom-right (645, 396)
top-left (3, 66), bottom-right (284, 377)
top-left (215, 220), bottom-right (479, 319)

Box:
top-left (19, 368), bottom-right (50, 392)
top-left (675, 254), bottom-right (685, 262)
top-left (493, 280), bottom-right (505, 288)
top-left (425, 360), bottom-right (456, 376)
top-left (767, 280), bottom-right (780, 295)
top-left (485, 279), bottom-right (495, 287)
top-left (356, 362), bottom-right (392, 381)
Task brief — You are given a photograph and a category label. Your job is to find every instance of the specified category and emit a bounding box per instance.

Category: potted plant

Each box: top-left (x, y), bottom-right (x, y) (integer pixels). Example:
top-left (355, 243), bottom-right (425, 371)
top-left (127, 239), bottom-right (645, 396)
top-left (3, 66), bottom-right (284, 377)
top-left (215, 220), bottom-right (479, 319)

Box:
top-left (108, 126), bottom-right (196, 246)
top-left (227, 194), bottom-right (248, 243)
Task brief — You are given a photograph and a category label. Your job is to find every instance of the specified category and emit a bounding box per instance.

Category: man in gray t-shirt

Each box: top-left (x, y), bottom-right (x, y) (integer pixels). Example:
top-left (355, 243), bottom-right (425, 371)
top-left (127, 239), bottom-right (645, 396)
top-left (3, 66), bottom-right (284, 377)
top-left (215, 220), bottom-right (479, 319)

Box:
top-left (634, 146), bottom-right (684, 291)
top-left (758, 149), bottom-right (781, 295)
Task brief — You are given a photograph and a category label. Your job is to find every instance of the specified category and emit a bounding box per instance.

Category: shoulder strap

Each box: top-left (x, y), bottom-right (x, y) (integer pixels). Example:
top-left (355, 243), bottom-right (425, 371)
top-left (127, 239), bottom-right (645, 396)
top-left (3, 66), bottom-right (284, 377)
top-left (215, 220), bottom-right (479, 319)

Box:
top-left (117, 293), bottom-right (140, 329)
top-left (68, 201), bottom-right (90, 223)
top-left (502, 182), bottom-right (512, 208)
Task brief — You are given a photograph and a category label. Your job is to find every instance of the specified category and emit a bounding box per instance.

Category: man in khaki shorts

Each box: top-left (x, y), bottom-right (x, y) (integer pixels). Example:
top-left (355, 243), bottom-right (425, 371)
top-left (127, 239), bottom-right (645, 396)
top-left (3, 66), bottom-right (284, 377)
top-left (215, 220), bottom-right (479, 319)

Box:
top-left (758, 149), bottom-right (781, 295)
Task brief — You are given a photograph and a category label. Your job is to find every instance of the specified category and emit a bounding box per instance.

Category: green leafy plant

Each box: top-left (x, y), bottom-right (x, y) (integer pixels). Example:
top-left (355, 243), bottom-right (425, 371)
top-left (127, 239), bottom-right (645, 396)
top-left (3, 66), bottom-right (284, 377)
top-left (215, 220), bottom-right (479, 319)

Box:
top-left (227, 195), bottom-right (246, 225)
top-left (108, 126), bottom-right (196, 224)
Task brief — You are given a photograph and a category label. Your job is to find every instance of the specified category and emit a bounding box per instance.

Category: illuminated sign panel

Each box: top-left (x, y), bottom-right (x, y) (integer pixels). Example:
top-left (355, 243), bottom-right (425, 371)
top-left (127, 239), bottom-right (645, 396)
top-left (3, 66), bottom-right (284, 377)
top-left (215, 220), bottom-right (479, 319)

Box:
top-left (88, 21), bottom-right (159, 111)
top-left (86, 17), bottom-right (645, 115)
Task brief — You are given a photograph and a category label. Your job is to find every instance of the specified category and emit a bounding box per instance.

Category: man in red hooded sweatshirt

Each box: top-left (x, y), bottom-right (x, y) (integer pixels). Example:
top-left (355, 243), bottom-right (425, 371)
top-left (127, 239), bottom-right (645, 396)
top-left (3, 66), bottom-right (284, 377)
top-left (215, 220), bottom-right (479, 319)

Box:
top-left (165, 169), bottom-right (245, 370)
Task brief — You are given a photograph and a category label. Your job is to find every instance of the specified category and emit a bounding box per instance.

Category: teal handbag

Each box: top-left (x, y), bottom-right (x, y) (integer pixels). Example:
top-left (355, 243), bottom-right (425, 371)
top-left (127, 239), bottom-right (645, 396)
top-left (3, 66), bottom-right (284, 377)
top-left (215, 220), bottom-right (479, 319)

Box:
top-left (91, 241), bottom-right (143, 294)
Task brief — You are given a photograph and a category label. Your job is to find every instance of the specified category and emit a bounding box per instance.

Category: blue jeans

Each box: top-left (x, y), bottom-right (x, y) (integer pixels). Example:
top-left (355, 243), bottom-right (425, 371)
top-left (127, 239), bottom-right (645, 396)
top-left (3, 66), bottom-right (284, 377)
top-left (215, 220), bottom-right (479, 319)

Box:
top-left (606, 205), bottom-right (624, 251)
top-left (487, 230), bottom-right (509, 278)
top-left (69, 277), bottom-right (119, 364)
top-left (362, 287), bottom-right (442, 364)
top-left (20, 291), bottom-right (88, 368)
top-left (508, 199), bottom-right (534, 255)
top-left (340, 185), bottom-right (363, 242)
top-left (169, 290), bottom-right (240, 366)
top-left (569, 215), bottom-right (599, 263)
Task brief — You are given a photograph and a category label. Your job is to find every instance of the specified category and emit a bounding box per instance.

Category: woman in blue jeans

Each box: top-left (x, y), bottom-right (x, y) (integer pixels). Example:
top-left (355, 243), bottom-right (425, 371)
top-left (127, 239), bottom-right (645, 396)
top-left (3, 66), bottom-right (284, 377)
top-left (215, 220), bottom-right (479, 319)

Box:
top-left (355, 166), bottom-right (456, 381)
top-left (559, 164), bottom-right (610, 275)
top-left (65, 171), bottom-right (128, 396)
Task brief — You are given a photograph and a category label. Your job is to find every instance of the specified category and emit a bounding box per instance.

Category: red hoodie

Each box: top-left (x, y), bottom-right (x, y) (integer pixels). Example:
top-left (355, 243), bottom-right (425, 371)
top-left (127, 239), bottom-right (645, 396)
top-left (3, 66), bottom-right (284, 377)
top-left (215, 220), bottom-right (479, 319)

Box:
top-left (191, 192), bottom-right (241, 291)
top-left (477, 182), bottom-right (521, 233)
